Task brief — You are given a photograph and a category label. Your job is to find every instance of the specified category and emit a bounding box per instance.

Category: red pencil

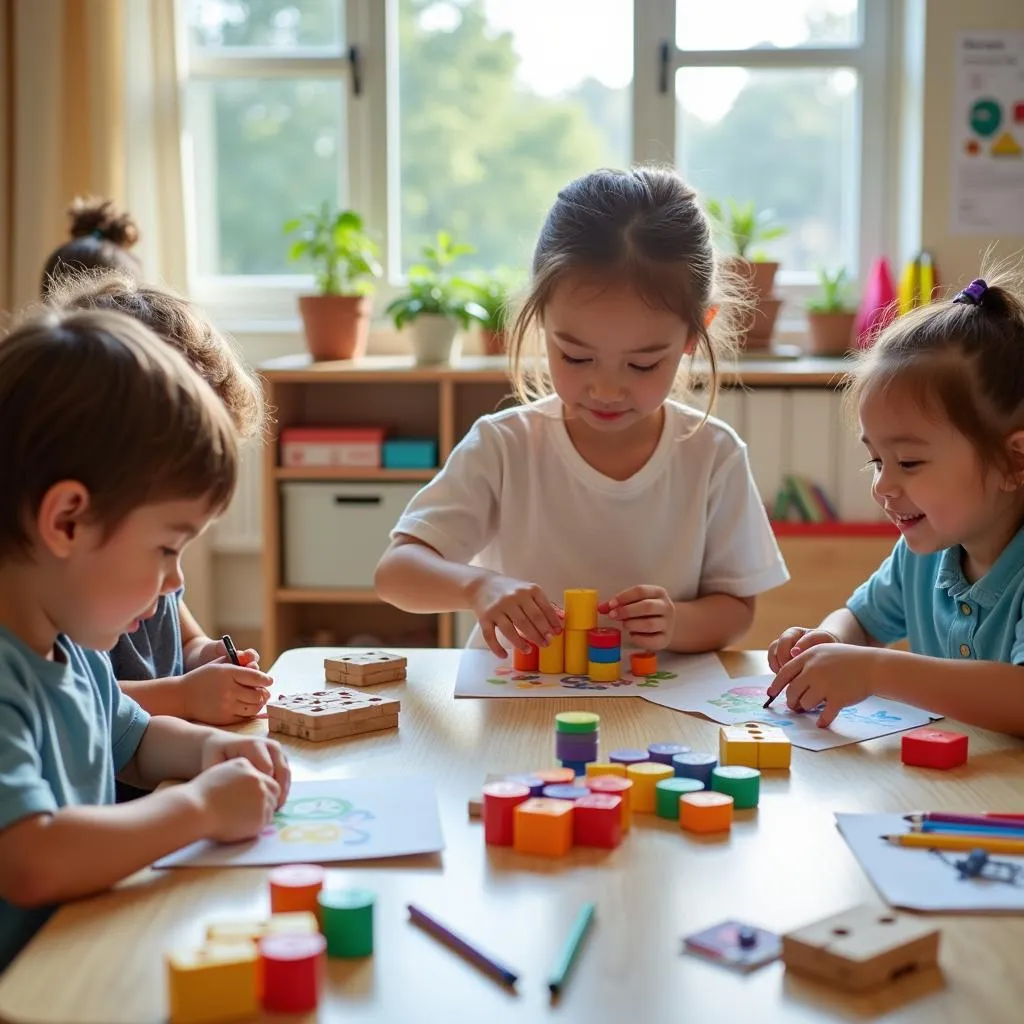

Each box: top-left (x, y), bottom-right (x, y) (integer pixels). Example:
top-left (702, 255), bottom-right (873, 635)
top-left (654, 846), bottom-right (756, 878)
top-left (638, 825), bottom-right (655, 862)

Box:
top-left (903, 811), bottom-right (1024, 828)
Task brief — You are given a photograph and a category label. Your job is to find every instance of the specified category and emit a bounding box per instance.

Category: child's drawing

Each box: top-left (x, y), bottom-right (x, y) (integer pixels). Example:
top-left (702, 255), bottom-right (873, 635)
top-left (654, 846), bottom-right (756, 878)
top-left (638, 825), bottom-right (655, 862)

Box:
top-left (155, 777), bottom-right (444, 868)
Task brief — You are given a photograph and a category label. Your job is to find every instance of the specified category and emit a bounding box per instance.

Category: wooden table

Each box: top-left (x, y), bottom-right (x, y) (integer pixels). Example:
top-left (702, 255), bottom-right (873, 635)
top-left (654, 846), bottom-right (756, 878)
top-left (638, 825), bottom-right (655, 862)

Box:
top-left (1, 649), bottom-right (1022, 1024)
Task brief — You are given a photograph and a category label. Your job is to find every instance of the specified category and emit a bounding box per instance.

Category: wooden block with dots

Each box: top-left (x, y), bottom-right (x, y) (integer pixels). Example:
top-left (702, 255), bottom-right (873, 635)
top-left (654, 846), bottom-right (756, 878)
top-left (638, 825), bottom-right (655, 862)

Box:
top-left (266, 688), bottom-right (399, 742)
top-left (165, 942), bottom-right (259, 1024)
top-left (324, 651), bottom-right (407, 687)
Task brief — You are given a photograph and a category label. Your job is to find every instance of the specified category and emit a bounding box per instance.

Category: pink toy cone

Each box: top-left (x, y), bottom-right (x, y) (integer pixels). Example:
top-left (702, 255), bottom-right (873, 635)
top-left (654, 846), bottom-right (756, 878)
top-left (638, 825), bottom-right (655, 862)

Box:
top-left (854, 258), bottom-right (898, 349)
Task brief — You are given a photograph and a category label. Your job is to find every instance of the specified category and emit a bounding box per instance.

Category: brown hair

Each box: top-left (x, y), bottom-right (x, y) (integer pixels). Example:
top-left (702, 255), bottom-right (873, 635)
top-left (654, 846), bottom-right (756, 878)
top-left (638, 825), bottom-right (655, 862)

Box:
top-left (507, 166), bottom-right (745, 414)
top-left (49, 271), bottom-right (267, 441)
top-left (0, 308), bottom-right (238, 561)
top-left (40, 197), bottom-right (143, 298)
top-left (845, 261), bottom-right (1024, 474)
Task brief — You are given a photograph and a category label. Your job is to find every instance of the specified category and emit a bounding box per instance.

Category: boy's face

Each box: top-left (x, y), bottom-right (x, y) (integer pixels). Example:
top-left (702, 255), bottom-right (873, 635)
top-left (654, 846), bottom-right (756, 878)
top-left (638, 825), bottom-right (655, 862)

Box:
top-left (56, 497), bottom-right (215, 651)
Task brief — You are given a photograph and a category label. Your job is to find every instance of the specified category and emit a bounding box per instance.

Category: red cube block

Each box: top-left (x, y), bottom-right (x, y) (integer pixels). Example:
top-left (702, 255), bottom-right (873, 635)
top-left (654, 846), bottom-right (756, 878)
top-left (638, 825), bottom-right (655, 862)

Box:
top-left (901, 728), bottom-right (968, 770)
top-left (573, 793), bottom-right (623, 848)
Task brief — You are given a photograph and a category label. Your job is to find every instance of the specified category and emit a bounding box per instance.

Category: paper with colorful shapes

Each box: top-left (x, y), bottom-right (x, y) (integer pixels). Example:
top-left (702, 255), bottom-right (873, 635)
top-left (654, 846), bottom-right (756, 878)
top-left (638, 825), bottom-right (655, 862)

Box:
top-left (155, 777), bottom-right (444, 868)
top-left (453, 648), bottom-right (731, 699)
top-left (641, 673), bottom-right (941, 750)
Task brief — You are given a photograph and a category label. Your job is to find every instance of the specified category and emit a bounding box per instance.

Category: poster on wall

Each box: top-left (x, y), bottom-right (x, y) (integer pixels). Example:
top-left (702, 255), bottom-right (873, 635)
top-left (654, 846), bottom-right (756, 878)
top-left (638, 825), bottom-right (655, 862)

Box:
top-left (951, 32), bottom-right (1024, 235)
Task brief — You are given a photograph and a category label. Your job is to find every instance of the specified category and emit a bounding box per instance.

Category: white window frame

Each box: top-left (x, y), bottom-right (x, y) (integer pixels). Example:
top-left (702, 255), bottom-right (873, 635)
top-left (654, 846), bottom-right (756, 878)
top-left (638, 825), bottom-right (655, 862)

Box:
top-left (173, 0), bottom-right (894, 330)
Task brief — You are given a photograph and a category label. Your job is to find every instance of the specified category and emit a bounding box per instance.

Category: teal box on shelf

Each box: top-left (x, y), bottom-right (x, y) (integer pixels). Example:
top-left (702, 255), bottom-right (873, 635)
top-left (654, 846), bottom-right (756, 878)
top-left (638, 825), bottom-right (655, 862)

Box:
top-left (382, 439), bottom-right (437, 469)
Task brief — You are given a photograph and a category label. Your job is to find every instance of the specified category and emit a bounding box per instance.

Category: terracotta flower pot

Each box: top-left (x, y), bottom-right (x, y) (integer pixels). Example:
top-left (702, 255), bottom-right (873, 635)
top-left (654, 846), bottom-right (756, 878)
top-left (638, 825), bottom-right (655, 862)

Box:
top-left (298, 294), bottom-right (371, 362)
top-left (482, 328), bottom-right (507, 356)
top-left (743, 297), bottom-right (784, 349)
top-left (724, 257), bottom-right (780, 303)
top-left (805, 311), bottom-right (856, 356)
top-left (409, 314), bottom-right (460, 364)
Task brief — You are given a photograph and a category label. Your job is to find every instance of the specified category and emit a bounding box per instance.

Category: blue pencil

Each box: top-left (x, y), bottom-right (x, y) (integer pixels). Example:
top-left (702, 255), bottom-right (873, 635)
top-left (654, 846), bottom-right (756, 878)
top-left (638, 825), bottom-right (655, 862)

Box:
top-left (548, 902), bottom-right (596, 996)
top-left (407, 904), bottom-right (519, 987)
top-left (920, 821), bottom-right (1024, 839)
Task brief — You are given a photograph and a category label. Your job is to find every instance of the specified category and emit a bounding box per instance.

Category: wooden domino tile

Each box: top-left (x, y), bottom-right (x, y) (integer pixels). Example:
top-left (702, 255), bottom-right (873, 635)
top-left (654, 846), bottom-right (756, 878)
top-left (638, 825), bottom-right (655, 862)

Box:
top-left (267, 688), bottom-right (400, 743)
top-left (324, 651), bottom-right (407, 687)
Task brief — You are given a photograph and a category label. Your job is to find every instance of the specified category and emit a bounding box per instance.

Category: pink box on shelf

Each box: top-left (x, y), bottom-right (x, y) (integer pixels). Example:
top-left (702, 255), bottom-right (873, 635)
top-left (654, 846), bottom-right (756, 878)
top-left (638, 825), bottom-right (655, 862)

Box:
top-left (280, 427), bottom-right (386, 468)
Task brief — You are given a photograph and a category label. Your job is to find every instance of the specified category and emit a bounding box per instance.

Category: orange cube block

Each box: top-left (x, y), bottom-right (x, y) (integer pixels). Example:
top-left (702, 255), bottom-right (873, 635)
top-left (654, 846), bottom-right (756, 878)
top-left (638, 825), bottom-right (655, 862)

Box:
top-left (630, 651), bottom-right (657, 676)
top-left (512, 798), bottom-right (574, 857)
top-left (626, 762), bottom-right (673, 813)
top-left (680, 791), bottom-right (733, 834)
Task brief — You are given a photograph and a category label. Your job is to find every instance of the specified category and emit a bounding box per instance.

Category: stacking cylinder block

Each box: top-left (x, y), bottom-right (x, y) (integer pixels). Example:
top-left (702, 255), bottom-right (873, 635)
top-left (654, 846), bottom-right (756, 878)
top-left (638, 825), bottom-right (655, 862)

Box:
top-left (555, 712), bottom-right (599, 769)
top-left (587, 626), bottom-right (621, 681)
top-left (585, 762), bottom-right (626, 779)
top-left (673, 751), bottom-right (717, 786)
top-left (538, 632), bottom-right (565, 674)
top-left (269, 865), bottom-right (325, 918)
top-left (483, 781), bottom-right (531, 846)
top-left (648, 742), bottom-right (690, 765)
top-left (513, 643), bottom-right (539, 672)
top-left (711, 766), bottom-right (761, 809)
top-left (655, 777), bottom-right (704, 819)
top-left (318, 889), bottom-right (375, 958)
top-left (564, 588), bottom-right (599, 675)
top-left (609, 748), bottom-right (648, 767)
top-left (626, 762), bottom-right (673, 813)
top-left (679, 791), bottom-right (734, 833)
top-left (630, 650), bottom-right (658, 676)
top-left (259, 933), bottom-right (326, 1014)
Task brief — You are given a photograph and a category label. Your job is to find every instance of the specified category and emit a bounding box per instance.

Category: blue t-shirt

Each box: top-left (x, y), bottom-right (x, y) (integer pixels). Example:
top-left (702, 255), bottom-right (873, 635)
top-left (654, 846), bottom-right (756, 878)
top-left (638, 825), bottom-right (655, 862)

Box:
top-left (847, 526), bottom-right (1024, 664)
top-left (108, 589), bottom-right (184, 681)
top-left (0, 627), bottom-right (150, 971)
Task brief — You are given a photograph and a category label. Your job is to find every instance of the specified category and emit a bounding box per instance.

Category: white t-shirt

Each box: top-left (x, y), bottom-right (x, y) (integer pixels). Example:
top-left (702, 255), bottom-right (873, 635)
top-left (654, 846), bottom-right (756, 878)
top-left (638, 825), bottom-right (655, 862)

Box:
top-left (391, 395), bottom-right (789, 648)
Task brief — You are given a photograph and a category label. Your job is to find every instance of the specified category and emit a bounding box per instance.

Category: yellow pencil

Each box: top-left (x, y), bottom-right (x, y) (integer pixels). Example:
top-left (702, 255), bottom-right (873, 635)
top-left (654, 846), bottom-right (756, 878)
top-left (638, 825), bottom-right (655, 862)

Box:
top-left (883, 832), bottom-right (1024, 855)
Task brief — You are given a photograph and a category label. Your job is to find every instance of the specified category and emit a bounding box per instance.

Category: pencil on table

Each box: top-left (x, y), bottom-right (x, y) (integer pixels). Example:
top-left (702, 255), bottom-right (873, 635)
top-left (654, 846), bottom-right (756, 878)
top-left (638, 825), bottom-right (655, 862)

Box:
top-left (548, 902), bottom-right (596, 997)
top-left (407, 904), bottom-right (519, 987)
top-left (883, 832), bottom-right (1024, 855)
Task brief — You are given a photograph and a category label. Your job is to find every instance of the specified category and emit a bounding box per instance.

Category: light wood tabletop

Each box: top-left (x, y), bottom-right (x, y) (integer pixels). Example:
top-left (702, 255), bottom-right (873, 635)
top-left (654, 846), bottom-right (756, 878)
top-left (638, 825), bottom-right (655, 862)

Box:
top-left (1, 648), bottom-right (1023, 1024)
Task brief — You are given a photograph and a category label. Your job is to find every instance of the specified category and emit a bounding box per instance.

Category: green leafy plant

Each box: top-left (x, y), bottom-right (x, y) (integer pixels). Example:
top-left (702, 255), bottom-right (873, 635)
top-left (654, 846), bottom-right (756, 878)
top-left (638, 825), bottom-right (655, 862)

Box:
top-left (284, 204), bottom-right (382, 296)
top-left (385, 231), bottom-right (488, 329)
top-left (705, 197), bottom-right (788, 261)
top-left (806, 267), bottom-right (856, 314)
top-left (468, 267), bottom-right (523, 333)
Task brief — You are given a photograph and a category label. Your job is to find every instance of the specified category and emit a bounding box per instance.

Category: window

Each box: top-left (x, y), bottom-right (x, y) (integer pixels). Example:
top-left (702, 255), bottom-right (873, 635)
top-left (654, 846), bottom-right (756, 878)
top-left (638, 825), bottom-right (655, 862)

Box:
top-left (176, 0), bottom-right (889, 322)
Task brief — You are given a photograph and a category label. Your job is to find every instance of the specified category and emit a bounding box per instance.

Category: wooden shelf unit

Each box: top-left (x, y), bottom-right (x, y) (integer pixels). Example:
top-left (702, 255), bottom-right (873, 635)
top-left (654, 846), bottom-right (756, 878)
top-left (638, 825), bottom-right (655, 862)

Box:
top-left (259, 354), bottom-right (875, 662)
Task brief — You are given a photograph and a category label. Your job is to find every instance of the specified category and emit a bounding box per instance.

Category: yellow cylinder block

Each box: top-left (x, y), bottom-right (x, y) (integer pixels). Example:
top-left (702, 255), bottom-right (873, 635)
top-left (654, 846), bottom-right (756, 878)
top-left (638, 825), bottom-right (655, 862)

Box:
top-left (538, 632), bottom-right (565, 674)
top-left (588, 660), bottom-right (620, 682)
top-left (564, 629), bottom-right (588, 674)
top-left (563, 588), bottom-right (598, 631)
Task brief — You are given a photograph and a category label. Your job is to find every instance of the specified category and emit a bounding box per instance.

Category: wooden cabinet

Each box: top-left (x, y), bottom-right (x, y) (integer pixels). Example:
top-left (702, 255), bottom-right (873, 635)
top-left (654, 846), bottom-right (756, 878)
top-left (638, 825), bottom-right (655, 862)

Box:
top-left (259, 353), bottom-right (875, 662)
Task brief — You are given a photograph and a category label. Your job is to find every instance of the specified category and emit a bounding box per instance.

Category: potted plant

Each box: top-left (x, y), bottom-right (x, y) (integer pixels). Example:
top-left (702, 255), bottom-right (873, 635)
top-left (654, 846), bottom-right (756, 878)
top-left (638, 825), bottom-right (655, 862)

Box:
top-left (385, 231), bottom-right (487, 364)
top-left (805, 267), bottom-right (857, 355)
top-left (706, 197), bottom-right (788, 348)
top-left (469, 268), bottom-right (522, 355)
top-left (284, 204), bottom-right (382, 361)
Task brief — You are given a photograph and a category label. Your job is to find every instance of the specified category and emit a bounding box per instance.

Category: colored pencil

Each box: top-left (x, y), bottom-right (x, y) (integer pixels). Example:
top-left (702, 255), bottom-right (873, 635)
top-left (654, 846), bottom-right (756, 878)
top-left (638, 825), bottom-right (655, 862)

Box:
top-left (221, 633), bottom-right (241, 666)
top-left (548, 902), bottom-right (596, 996)
top-left (407, 904), bottom-right (519, 987)
top-left (903, 812), bottom-right (1024, 829)
top-left (918, 822), bottom-right (1024, 839)
top-left (883, 832), bottom-right (1024, 855)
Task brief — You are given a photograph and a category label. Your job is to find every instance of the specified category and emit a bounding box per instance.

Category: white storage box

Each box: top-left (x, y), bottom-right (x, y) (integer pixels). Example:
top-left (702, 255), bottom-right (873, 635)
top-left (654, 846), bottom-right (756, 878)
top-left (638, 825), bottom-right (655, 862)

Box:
top-left (282, 481), bottom-right (423, 588)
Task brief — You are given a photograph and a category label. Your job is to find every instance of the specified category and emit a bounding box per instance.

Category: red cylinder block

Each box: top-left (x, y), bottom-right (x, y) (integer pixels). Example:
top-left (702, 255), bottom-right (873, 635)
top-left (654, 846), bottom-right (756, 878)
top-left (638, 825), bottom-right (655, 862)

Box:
top-left (259, 933), bottom-right (326, 1013)
top-left (513, 643), bottom-right (539, 671)
top-left (483, 781), bottom-right (530, 845)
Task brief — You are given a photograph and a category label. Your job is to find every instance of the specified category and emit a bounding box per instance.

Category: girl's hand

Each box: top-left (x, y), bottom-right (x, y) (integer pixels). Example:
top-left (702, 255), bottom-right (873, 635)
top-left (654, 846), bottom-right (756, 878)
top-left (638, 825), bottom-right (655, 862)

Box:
top-left (187, 637), bottom-right (261, 672)
top-left (469, 574), bottom-right (562, 658)
top-left (764, 644), bottom-right (878, 728)
top-left (767, 626), bottom-right (839, 672)
top-left (181, 662), bottom-right (273, 725)
top-left (201, 734), bottom-right (291, 808)
top-left (599, 586), bottom-right (674, 651)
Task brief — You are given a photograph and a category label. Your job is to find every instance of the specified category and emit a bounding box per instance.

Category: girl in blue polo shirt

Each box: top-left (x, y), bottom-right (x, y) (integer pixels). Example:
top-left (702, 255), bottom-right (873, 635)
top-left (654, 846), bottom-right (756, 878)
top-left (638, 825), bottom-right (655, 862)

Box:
top-left (766, 271), bottom-right (1024, 734)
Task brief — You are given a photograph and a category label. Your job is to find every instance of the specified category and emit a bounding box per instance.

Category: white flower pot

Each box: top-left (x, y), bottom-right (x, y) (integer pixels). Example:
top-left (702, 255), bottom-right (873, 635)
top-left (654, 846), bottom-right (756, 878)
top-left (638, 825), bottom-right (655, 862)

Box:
top-left (409, 314), bottom-right (460, 365)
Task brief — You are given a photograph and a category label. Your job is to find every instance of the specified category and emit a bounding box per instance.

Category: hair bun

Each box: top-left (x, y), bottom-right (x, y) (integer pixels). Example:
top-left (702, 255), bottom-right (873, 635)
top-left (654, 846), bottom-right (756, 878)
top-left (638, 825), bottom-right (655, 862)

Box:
top-left (67, 196), bottom-right (140, 249)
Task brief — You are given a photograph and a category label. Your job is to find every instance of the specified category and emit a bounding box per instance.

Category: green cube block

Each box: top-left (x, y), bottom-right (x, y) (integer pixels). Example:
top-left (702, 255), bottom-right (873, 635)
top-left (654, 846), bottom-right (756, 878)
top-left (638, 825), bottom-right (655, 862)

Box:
top-left (710, 765), bottom-right (760, 809)
top-left (319, 888), bottom-right (375, 958)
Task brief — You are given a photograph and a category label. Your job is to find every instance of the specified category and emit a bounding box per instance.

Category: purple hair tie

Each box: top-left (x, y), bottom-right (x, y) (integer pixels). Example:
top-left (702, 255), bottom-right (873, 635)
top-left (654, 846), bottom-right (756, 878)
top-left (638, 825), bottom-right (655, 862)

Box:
top-left (953, 278), bottom-right (988, 306)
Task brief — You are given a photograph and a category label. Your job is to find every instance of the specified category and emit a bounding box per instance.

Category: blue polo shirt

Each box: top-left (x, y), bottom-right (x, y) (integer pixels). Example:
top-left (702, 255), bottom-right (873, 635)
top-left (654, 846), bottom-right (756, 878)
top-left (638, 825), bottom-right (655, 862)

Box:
top-left (847, 526), bottom-right (1024, 664)
top-left (0, 627), bottom-right (150, 972)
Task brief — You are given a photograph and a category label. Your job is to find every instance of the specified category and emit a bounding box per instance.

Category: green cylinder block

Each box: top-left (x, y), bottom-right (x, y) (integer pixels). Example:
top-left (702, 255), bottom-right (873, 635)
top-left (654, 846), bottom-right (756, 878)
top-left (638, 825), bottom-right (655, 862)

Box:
top-left (654, 777), bottom-right (704, 819)
top-left (319, 888), bottom-right (375, 958)
top-left (710, 765), bottom-right (760, 809)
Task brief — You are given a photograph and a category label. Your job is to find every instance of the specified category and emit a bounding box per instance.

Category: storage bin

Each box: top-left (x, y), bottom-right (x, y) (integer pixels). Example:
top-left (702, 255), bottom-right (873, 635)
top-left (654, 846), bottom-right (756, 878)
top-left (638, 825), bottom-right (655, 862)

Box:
top-left (382, 438), bottom-right (437, 469)
top-left (280, 427), bottom-right (385, 468)
top-left (282, 481), bottom-right (423, 587)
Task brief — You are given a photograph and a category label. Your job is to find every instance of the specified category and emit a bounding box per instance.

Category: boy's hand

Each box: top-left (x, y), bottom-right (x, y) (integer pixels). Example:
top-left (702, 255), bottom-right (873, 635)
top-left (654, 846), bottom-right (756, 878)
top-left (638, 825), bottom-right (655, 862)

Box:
top-left (181, 663), bottom-right (272, 725)
top-left (201, 733), bottom-right (291, 808)
top-left (190, 758), bottom-right (281, 842)
top-left (599, 586), bottom-right (674, 651)
top-left (187, 637), bottom-right (261, 671)
top-left (767, 626), bottom-right (840, 672)
top-left (764, 644), bottom-right (878, 728)
top-left (469, 574), bottom-right (562, 657)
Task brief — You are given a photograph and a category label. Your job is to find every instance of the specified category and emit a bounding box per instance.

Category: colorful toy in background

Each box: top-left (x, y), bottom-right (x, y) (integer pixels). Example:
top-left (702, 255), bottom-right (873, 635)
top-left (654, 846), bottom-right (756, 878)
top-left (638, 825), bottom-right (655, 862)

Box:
top-left (770, 474), bottom-right (838, 523)
top-left (897, 251), bottom-right (941, 315)
top-left (854, 257), bottom-right (898, 349)
top-left (512, 588), bottom-right (659, 682)
top-left (280, 425), bottom-right (437, 470)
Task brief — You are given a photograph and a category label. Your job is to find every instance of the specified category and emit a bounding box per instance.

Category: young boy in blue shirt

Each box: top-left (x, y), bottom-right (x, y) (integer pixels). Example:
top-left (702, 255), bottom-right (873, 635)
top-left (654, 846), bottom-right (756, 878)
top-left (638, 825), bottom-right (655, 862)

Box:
top-left (0, 307), bottom-right (291, 971)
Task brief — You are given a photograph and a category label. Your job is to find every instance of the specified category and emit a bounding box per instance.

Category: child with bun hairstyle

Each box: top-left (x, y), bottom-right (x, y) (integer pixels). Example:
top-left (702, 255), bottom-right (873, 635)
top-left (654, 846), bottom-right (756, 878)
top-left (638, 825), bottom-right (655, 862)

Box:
top-left (767, 267), bottom-right (1024, 735)
top-left (376, 166), bottom-right (788, 657)
top-left (40, 197), bottom-right (142, 297)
